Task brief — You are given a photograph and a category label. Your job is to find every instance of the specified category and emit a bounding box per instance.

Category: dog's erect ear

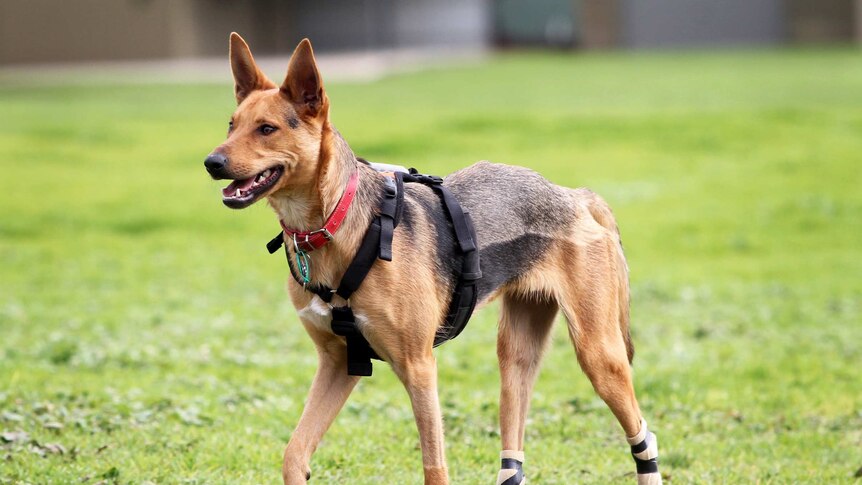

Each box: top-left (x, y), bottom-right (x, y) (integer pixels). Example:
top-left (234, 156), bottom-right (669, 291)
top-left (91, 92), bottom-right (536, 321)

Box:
top-left (229, 32), bottom-right (276, 104)
top-left (281, 39), bottom-right (326, 117)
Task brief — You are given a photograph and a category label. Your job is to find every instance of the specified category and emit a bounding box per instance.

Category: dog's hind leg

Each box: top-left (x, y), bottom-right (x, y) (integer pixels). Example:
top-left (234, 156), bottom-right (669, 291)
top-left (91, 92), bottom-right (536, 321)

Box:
top-left (558, 229), bottom-right (662, 485)
top-left (495, 292), bottom-right (558, 485)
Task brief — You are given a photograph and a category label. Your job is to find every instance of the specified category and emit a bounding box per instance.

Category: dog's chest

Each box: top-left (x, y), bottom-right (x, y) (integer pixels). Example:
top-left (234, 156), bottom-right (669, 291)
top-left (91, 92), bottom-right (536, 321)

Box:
top-left (296, 297), bottom-right (332, 332)
top-left (296, 296), bottom-right (369, 333)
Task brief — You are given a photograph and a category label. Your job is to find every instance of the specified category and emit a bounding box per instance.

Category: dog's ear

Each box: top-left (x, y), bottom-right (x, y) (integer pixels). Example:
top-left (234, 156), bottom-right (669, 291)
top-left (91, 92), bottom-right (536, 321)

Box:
top-left (229, 32), bottom-right (276, 104)
top-left (281, 39), bottom-right (326, 118)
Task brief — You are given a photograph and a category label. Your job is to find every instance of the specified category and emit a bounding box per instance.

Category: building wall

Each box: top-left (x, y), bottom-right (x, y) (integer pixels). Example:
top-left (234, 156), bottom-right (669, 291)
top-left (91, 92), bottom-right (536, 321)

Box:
top-left (1, 0), bottom-right (857, 65)
top-left (785, 0), bottom-right (855, 43)
top-left (394, 0), bottom-right (490, 49)
top-left (494, 0), bottom-right (577, 46)
top-left (620, 0), bottom-right (785, 48)
top-left (0, 0), bottom-right (181, 64)
top-left (0, 0), bottom-right (489, 65)
top-left (293, 0), bottom-right (490, 51)
top-left (858, 0), bottom-right (862, 43)
top-left (580, 0), bottom-right (621, 49)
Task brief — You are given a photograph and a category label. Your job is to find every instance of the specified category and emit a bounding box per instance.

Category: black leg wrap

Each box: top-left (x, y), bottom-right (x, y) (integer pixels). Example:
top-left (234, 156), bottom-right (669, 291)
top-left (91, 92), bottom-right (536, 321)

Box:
top-left (499, 458), bottom-right (524, 485)
top-left (631, 438), bottom-right (659, 474)
top-left (633, 456), bottom-right (659, 474)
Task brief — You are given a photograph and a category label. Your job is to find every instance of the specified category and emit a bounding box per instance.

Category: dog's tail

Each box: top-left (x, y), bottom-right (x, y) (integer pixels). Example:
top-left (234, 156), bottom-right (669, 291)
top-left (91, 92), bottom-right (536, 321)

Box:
top-left (586, 194), bottom-right (635, 364)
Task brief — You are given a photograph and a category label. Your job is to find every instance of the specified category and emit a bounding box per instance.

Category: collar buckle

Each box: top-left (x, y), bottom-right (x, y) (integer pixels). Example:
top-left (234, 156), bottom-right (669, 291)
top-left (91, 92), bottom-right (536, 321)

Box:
top-left (278, 171), bottom-right (359, 253)
top-left (308, 227), bottom-right (334, 241)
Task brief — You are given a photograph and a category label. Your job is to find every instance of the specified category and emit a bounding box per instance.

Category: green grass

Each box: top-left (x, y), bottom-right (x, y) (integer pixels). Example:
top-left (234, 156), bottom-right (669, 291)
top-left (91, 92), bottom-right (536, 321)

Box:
top-left (1, 48), bottom-right (861, 484)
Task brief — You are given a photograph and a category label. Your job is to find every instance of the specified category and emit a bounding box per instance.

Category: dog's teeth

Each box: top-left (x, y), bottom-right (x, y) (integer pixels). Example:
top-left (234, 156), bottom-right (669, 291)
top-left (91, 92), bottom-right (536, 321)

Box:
top-left (262, 169), bottom-right (270, 178)
top-left (235, 189), bottom-right (241, 197)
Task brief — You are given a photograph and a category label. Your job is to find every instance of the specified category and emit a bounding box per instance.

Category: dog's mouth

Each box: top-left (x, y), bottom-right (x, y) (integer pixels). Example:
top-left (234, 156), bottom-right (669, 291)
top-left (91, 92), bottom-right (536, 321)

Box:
top-left (221, 165), bottom-right (284, 209)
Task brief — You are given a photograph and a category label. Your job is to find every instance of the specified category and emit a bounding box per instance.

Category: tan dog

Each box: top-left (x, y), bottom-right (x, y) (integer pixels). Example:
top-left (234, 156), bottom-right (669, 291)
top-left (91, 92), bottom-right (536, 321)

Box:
top-left (205, 33), bottom-right (662, 485)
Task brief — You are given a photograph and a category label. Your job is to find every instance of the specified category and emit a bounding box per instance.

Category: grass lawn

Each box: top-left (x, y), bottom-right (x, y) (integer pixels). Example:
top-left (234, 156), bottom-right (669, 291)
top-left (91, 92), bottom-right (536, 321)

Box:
top-left (1, 48), bottom-right (861, 484)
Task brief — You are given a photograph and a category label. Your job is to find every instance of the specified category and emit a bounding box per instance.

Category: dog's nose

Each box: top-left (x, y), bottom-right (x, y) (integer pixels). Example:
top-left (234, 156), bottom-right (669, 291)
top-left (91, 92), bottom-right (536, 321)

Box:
top-left (204, 153), bottom-right (228, 174)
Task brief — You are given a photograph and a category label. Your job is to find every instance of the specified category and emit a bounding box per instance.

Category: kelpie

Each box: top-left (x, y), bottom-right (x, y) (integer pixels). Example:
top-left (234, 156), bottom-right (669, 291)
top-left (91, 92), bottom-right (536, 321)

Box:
top-left (204, 33), bottom-right (662, 485)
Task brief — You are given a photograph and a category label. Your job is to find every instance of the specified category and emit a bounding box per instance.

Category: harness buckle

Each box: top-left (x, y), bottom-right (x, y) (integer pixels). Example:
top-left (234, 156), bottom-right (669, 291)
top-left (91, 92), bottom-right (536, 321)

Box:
top-left (420, 174), bottom-right (443, 185)
top-left (326, 289), bottom-right (349, 308)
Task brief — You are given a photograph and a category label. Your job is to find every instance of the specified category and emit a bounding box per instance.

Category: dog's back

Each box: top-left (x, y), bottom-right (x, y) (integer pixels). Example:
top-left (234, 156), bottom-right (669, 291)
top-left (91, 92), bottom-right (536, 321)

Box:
top-left (445, 161), bottom-right (573, 298)
top-left (445, 161), bottom-right (633, 361)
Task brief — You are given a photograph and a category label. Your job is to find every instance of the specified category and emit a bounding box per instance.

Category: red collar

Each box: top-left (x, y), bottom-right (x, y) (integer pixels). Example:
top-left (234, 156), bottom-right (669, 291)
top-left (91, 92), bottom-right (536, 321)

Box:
top-left (280, 171), bottom-right (360, 252)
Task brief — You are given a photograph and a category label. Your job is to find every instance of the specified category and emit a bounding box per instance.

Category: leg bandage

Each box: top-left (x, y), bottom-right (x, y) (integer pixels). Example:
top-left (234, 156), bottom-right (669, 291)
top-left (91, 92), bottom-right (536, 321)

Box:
top-left (627, 419), bottom-right (662, 485)
top-left (496, 450), bottom-right (525, 485)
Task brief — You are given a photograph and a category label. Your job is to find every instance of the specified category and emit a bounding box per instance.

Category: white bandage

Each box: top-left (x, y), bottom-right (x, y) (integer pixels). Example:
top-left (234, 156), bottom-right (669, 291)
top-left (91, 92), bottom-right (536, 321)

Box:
top-left (496, 469), bottom-right (520, 485)
top-left (637, 473), bottom-right (663, 485)
top-left (627, 418), bottom-right (648, 446)
top-left (500, 450), bottom-right (525, 462)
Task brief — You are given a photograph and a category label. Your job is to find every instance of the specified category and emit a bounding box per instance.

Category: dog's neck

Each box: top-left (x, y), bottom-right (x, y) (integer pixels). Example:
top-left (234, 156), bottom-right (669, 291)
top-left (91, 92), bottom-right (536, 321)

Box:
top-left (266, 124), bottom-right (380, 285)
top-left (268, 123), bottom-right (356, 230)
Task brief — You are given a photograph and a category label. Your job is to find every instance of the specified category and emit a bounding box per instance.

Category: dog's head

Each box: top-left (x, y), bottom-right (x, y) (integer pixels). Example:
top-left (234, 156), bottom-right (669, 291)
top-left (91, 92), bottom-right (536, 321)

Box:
top-left (205, 33), bottom-right (329, 209)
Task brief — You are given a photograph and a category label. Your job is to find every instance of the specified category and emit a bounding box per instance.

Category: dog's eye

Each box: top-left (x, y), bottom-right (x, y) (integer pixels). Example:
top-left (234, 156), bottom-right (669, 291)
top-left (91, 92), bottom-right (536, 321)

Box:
top-left (228, 120), bottom-right (234, 133)
top-left (259, 124), bottom-right (277, 136)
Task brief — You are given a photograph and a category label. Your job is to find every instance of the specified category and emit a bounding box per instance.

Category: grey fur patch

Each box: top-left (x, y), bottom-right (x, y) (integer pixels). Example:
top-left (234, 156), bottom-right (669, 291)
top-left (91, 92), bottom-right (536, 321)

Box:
top-left (444, 161), bottom-right (574, 300)
top-left (354, 161), bottom-right (574, 318)
top-left (475, 234), bottom-right (554, 301)
top-left (397, 198), bottom-right (418, 240)
top-left (445, 162), bottom-right (575, 241)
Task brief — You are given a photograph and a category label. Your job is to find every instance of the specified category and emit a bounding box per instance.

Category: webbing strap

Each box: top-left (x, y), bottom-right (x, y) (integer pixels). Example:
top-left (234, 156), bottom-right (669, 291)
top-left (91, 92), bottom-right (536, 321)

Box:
top-left (377, 176), bottom-right (400, 262)
top-left (331, 306), bottom-right (378, 376)
top-left (335, 220), bottom-right (381, 301)
top-left (402, 170), bottom-right (476, 253)
top-left (399, 172), bottom-right (481, 347)
top-left (267, 182), bottom-right (395, 376)
top-left (434, 278), bottom-right (477, 347)
top-left (268, 164), bottom-right (481, 377)
top-left (434, 185), bottom-right (476, 253)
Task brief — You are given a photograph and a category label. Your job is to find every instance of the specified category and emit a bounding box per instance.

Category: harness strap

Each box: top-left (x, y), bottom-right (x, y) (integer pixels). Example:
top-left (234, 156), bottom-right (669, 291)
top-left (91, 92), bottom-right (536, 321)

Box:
top-left (325, 178), bottom-right (404, 375)
top-left (376, 176), bottom-right (401, 262)
top-left (335, 220), bottom-right (382, 301)
top-left (268, 183), bottom-right (394, 376)
top-left (268, 164), bottom-right (481, 377)
top-left (397, 170), bottom-right (481, 346)
top-left (433, 185), bottom-right (477, 253)
top-left (331, 306), bottom-right (378, 376)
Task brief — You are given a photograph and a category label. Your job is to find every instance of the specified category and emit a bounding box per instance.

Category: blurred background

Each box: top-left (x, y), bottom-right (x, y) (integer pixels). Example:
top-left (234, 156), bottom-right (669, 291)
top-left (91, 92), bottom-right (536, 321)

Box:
top-left (1, 0), bottom-right (860, 78)
top-left (1, 1), bottom-right (861, 484)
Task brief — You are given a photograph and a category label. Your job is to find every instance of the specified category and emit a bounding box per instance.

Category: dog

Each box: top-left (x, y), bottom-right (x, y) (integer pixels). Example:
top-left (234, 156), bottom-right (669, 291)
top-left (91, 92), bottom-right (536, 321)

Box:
top-left (204, 33), bottom-right (662, 485)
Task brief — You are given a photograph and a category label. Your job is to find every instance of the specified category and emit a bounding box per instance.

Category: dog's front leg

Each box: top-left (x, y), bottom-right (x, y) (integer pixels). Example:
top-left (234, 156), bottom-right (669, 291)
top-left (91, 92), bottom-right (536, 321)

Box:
top-left (283, 326), bottom-right (359, 485)
top-left (393, 353), bottom-right (449, 485)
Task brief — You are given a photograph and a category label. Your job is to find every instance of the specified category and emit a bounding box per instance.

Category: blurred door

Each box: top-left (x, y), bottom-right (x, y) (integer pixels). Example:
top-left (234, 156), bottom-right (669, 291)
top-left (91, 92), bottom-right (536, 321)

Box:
top-left (494, 0), bottom-right (577, 47)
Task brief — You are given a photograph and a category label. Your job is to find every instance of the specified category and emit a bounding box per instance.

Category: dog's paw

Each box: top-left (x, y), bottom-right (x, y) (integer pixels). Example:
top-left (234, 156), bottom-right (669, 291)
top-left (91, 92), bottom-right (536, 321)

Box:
top-left (281, 464), bottom-right (311, 485)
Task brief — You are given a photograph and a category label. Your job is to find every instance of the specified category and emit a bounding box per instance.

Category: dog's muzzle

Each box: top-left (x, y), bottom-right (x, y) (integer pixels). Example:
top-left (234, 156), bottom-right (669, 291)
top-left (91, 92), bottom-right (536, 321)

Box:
top-left (204, 152), bottom-right (229, 178)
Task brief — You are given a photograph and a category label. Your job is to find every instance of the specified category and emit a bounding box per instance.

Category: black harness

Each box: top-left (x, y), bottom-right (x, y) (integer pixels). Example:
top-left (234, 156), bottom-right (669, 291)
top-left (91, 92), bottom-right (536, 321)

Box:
top-left (266, 168), bottom-right (482, 376)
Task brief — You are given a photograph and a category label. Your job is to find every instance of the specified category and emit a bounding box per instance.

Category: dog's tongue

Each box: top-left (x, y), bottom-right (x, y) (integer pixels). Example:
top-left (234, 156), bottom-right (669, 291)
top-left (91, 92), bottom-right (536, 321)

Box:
top-left (222, 177), bottom-right (255, 197)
